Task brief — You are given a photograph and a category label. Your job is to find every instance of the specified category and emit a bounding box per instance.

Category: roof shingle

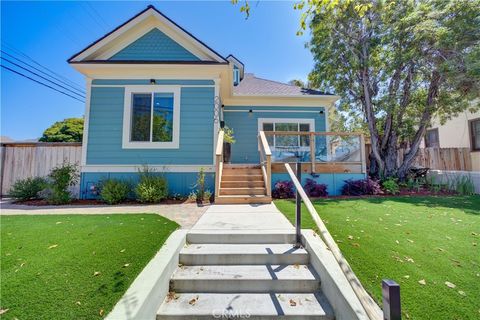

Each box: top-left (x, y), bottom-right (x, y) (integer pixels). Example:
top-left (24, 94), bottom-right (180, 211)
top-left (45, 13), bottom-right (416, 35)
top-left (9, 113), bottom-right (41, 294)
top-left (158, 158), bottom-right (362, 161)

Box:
top-left (233, 73), bottom-right (332, 96)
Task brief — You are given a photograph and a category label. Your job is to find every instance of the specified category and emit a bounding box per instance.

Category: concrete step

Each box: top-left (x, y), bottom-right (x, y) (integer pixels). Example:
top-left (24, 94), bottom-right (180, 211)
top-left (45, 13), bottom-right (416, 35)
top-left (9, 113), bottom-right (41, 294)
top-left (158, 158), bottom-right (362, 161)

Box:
top-left (186, 230), bottom-right (296, 244)
top-left (220, 187), bottom-right (266, 196)
top-left (179, 244), bottom-right (308, 266)
top-left (157, 292), bottom-right (334, 320)
top-left (215, 195), bottom-right (271, 204)
top-left (171, 265), bottom-right (320, 293)
top-left (222, 174), bottom-right (264, 182)
top-left (221, 180), bottom-right (265, 188)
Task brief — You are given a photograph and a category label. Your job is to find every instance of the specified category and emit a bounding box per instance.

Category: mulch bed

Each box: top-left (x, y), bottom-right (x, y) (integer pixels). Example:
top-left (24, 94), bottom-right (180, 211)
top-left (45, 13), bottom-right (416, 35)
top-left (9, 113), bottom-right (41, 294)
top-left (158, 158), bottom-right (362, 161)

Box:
top-left (12, 198), bottom-right (193, 206)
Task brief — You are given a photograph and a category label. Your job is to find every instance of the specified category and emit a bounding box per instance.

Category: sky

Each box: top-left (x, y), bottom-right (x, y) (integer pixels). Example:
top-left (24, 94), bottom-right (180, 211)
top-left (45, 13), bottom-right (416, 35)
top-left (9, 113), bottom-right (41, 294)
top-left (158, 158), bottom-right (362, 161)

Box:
top-left (1, 1), bottom-right (315, 140)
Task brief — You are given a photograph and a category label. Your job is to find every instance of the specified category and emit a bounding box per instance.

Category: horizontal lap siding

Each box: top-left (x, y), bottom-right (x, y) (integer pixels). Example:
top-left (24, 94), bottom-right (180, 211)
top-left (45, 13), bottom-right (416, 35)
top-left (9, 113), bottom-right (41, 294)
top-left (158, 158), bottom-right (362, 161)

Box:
top-left (223, 106), bottom-right (327, 163)
top-left (87, 86), bottom-right (214, 165)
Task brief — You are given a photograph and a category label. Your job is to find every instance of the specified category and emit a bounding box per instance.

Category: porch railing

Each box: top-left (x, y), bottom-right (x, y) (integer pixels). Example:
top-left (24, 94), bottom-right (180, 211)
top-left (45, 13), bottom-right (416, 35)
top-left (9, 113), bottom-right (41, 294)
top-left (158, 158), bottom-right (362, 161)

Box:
top-left (215, 130), bottom-right (224, 196)
top-left (262, 131), bottom-right (367, 173)
top-left (258, 131), bottom-right (272, 197)
top-left (285, 162), bottom-right (400, 320)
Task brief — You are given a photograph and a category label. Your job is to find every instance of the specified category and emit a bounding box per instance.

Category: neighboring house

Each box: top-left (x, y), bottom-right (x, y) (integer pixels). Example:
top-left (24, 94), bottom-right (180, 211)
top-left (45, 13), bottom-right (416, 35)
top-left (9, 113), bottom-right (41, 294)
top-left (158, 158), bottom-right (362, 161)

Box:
top-left (69, 5), bottom-right (366, 201)
top-left (421, 110), bottom-right (480, 171)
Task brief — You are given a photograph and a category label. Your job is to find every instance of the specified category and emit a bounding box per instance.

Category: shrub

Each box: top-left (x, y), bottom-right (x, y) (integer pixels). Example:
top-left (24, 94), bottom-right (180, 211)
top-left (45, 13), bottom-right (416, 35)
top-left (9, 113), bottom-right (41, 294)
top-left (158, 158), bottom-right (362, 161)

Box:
top-left (341, 178), bottom-right (382, 196)
top-left (135, 168), bottom-right (168, 203)
top-left (448, 175), bottom-right (475, 195)
top-left (304, 178), bottom-right (328, 197)
top-left (46, 163), bottom-right (79, 204)
top-left (272, 180), bottom-right (295, 199)
top-left (382, 178), bottom-right (400, 195)
top-left (99, 179), bottom-right (131, 204)
top-left (9, 177), bottom-right (48, 201)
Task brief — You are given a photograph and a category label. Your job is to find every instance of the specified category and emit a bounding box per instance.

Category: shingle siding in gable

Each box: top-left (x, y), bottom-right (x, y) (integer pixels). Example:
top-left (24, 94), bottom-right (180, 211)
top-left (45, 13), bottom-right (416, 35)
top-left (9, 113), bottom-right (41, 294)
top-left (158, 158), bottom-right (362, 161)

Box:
top-left (86, 85), bottom-right (214, 165)
top-left (109, 28), bottom-right (200, 61)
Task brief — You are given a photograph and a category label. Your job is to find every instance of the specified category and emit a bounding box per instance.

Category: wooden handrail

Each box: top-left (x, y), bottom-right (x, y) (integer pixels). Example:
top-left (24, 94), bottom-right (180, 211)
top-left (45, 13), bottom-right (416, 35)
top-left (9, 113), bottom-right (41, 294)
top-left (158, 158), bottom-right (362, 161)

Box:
top-left (216, 130), bottom-right (224, 156)
top-left (259, 131), bottom-right (272, 156)
top-left (258, 131), bottom-right (272, 197)
top-left (215, 130), bottom-right (225, 198)
top-left (285, 163), bottom-right (383, 320)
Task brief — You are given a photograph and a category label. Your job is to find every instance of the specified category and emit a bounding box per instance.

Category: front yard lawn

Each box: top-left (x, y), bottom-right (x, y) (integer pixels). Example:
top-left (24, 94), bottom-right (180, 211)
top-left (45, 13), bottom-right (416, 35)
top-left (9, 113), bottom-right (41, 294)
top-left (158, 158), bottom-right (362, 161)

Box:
top-left (275, 196), bottom-right (480, 320)
top-left (1, 214), bottom-right (178, 319)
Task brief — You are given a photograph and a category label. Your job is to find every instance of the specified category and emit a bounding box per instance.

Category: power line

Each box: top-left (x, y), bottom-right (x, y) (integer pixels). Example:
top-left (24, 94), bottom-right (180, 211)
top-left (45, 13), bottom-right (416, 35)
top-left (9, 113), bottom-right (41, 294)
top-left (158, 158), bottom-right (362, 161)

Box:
top-left (86, 2), bottom-right (110, 30)
top-left (82, 2), bottom-right (109, 33)
top-left (1, 57), bottom-right (85, 99)
top-left (1, 50), bottom-right (86, 95)
top-left (1, 42), bottom-right (85, 92)
top-left (1, 65), bottom-right (84, 103)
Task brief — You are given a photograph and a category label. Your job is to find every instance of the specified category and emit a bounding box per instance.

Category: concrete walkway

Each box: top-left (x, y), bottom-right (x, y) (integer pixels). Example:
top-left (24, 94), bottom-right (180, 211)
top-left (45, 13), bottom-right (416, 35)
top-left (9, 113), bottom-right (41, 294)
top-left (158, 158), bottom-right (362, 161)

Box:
top-left (0, 200), bottom-right (208, 228)
top-left (192, 203), bottom-right (293, 230)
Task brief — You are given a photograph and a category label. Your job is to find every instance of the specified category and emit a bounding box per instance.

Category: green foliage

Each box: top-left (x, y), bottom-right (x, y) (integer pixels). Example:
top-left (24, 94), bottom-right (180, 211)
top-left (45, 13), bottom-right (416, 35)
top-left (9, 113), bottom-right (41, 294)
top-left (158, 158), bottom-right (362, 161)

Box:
top-left (192, 168), bottom-right (206, 202)
top-left (382, 178), bottom-right (400, 195)
top-left (448, 175), bottom-right (476, 195)
top-left (99, 179), bottom-right (131, 205)
top-left (303, 0), bottom-right (480, 178)
top-left (9, 177), bottom-right (48, 201)
top-left (45, 163), bottom-right (79, 204)
top-left (135, 167), bottom-right (168, 203)
top-left (222, 126), bottom-right (236, 144)
top-left (39, 118), bottom-right (84, 142)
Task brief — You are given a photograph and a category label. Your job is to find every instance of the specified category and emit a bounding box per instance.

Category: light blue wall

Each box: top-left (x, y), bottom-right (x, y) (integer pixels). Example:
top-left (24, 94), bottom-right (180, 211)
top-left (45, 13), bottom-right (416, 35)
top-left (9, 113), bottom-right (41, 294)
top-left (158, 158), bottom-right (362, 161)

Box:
top-left (80, 172), bottom-right (214, 199)
top-left (272, 173), bottom-right (366, 196)
top-left (223, 106), bottom-right (326, 163)
top-left (109, 28), bottom-right (200, 61)
top-left (87, 81), bottom-right (215, 165)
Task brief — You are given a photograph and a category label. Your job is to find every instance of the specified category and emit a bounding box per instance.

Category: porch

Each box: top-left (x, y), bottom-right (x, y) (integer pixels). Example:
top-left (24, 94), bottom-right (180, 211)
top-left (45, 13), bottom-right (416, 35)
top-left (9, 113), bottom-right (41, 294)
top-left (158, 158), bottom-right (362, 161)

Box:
top-left (215, 130), bottom-right (367, 203)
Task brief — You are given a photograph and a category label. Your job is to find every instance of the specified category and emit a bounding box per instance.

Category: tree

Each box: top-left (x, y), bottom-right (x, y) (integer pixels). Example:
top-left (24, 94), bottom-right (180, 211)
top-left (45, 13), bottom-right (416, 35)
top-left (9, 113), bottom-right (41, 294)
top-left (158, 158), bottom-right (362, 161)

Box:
top-left (235, 0), bottom-right (480, 179)
top-left (39, 118), bottom-right (84, 142)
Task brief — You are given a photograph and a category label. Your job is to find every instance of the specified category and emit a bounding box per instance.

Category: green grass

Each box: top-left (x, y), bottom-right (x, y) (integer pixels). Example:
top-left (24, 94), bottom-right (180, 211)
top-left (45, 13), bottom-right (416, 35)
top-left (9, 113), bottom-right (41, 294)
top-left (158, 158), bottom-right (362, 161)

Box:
top-left (1, 214), bottom-right (178, 320)
top-left (275, 196), bottom-right (480, 320)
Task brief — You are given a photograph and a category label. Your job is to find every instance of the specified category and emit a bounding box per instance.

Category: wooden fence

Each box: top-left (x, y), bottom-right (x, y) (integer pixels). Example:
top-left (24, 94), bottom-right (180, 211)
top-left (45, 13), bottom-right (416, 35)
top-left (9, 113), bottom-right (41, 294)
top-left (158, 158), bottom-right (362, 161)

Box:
top-left (365, 144), bottom-right (472, 171)
top-left (0, 142), bottom-right (82, 196)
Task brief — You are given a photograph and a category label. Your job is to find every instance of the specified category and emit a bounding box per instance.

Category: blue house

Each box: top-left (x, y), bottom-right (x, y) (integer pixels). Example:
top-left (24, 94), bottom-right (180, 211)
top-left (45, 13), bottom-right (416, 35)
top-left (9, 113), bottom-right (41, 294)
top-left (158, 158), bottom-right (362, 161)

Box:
top-left (69, 5), bottom-right (366, 203)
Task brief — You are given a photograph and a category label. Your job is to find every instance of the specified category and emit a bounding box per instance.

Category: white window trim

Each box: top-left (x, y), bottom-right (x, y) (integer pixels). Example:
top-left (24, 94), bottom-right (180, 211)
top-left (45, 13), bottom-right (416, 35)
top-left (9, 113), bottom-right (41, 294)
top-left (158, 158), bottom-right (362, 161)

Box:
top-left (122, 85), bottom-right (181, 149)
top-left (233, 69), bottom-right (240, 85)
top-left (257, 118), bottom-right (315, 150)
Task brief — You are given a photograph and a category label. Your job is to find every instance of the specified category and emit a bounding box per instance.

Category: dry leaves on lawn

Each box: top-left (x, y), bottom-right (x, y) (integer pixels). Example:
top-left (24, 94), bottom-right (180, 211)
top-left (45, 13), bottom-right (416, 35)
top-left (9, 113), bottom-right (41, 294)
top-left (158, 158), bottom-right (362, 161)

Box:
top-left (93, 271), bottom-right (101, 276)
top-left (0, 309), bottom-right (9, 315)
top-left (418, 279), bottom-right (426, 285)
top-left (123, 263), bottom-right (130, 268)
top-left (120, 249), bottom-right (126, 253)
top-left (189, 296), bottom-right (199, 305)
top-left (48, 244), bottom-right (58, 249)
top-left (445, 281), bottom-right (456, 289)
top-left (458, 290), bottom-right (466, 296)
top-left (99, 309), bottom-right (104, 316)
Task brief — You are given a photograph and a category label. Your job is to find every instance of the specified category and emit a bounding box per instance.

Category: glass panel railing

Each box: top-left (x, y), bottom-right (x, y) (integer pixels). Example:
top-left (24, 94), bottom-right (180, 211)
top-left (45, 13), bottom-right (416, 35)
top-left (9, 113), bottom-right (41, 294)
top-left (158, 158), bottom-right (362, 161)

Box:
top-left (264, 132), bottom-right (362, 163)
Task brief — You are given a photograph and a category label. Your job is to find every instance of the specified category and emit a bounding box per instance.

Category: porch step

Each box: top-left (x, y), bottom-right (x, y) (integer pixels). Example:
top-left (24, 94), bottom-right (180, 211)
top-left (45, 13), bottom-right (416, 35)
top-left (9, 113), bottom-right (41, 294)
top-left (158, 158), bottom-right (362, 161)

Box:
top-left (215, 195), bottom-right (271, 204)
top-left (157, 292), bottom-right (334, 320)
top-left (220, 187), bottom-right (266, 196)
top-left (179, 244), bottom-right (309, 266)
top-left (221, 174), bottom-right (264, 181)
top-left (171, 265), bottom-right (320, 293)
top-left (221, 180), bottom-right (265, 188)
top-left (223, 168), bottom-right (262, 174)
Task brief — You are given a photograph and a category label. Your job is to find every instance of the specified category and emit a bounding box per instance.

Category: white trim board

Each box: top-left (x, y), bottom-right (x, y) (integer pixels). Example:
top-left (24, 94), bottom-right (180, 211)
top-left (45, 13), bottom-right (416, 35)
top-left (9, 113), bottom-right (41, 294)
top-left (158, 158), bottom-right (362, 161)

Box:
top-left (257, 118), bottom-right (315, 132)
top-left (122, 85), bottom-right (181, 149)
top-left (81, 78), bottom-right (92, 166)
top-left (92, 84), bottom-right (215, 88)
top-left (82, 165), bottom-right (214, 173)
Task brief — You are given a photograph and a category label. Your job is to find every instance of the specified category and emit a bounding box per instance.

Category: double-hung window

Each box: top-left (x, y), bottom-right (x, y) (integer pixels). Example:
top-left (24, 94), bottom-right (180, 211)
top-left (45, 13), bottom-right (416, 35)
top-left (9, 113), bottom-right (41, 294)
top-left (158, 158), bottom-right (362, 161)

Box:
top-left (470, 118), bottom-right (480, 151)
top-left (123, 86), bottom-right (180, 149)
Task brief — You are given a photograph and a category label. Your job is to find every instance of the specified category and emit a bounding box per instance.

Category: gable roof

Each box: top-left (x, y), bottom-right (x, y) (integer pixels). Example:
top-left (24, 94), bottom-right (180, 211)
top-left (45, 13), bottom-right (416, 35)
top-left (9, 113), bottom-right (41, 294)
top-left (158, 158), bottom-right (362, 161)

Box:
top-left (233, 73), bottom-right (333, 96)
top-left (68, 5), bottom-right (227, 63)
